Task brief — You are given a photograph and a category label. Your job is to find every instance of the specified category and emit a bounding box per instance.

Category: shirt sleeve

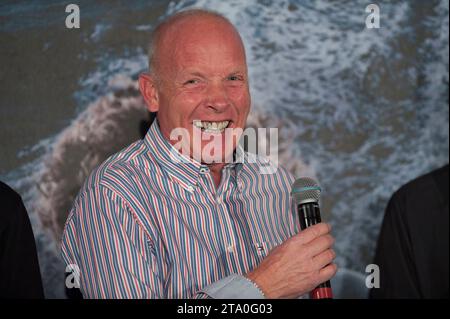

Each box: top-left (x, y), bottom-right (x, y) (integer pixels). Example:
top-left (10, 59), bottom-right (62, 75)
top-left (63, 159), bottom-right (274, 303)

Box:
top-left (197, 274), bottom-right (265, 299)
top-left (61, 184), bottom-right (165, 298)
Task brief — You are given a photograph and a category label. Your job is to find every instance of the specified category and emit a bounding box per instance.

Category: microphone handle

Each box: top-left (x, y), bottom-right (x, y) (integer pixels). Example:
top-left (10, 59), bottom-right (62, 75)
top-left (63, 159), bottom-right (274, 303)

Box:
top-left (297, 201), bottom-right (333, 299)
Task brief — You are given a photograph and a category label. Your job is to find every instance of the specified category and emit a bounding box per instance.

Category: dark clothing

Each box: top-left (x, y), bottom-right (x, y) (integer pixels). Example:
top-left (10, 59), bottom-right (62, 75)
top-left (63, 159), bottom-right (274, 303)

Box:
top-left (370, 165), bottom-right (449, 299)
top-left (0, 181), bottom-right (44, 298)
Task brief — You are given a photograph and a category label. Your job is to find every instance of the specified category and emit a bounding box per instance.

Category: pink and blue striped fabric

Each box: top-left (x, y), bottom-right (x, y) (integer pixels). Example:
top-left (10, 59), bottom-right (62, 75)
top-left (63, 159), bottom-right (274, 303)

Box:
top-left (61, 120), bottom-right (299, 298)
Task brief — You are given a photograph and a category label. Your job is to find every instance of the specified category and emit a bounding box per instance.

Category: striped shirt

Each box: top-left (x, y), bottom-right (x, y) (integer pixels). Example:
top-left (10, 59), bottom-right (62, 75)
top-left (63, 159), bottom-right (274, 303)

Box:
top-left (61, 120), bottom-right (299, 298)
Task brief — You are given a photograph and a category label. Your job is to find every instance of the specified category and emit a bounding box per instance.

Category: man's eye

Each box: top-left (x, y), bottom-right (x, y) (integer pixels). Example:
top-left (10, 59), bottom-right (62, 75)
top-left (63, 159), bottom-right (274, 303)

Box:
top-left (228, 75), bottom-right (242, 81)
top-left (184, 79), bottom-right (199, 85)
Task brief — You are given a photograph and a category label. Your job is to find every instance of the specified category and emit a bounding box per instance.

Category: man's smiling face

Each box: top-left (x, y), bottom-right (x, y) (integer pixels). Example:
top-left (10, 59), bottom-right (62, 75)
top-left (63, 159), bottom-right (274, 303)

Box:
top-left (140, 15), bottom-right (251, 163)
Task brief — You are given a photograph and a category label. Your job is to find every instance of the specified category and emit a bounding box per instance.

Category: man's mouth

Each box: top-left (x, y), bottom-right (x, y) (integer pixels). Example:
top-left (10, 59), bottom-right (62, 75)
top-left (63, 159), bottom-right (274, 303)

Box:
top-left (193, 120), bottom-right (231, 133)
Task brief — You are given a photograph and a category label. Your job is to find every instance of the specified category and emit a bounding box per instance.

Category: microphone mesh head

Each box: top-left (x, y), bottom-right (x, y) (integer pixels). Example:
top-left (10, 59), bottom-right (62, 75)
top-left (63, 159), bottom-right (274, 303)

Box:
top-left (291, 177), bottom-right (321, 204)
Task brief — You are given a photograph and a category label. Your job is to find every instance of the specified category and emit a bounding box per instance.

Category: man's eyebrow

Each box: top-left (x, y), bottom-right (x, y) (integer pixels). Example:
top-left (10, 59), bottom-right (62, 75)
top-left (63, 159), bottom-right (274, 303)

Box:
top-left (175, 71), bottom-right (206, 83)
top-left (228, 70), bottom-right (245, 76)
top-left (179, 70), bottom-right (206, 78)
top-left (188, 72), bottom-right (206, 78)
top-left (178, 69), bottom-right (246, 79)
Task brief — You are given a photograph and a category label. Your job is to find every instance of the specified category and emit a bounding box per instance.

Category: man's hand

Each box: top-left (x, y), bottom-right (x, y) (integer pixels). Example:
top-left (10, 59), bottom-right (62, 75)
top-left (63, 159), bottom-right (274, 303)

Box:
top-left (246, 223), bottom-right (337, 299)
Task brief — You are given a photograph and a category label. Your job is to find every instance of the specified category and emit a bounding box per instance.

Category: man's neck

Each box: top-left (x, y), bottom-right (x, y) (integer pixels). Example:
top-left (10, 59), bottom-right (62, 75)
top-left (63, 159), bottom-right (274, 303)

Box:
top-left (208, 163), bottom-right (226, 188)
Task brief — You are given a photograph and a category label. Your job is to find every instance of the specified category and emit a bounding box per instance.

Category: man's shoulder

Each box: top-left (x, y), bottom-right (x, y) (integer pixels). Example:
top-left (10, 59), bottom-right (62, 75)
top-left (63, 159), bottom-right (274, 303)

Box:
top-left (388, 165), bottom-right (449, 221)
top-left (79, 139), bottom-right (157, 196)
top-left (392, 165), bottom-right (447, 203)
top-left (0, 180), bottom-right (21, 204)
top-left (0, 181), bottom-right (26, 225)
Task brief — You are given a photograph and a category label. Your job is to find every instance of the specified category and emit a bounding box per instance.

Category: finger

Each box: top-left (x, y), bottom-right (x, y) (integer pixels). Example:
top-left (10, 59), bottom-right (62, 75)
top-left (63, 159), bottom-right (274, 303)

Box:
top-left (312, 249), bottom-right (336, 269)
top-left (305, 234), bottom-right (335, 258)
top-left (294, 223), bottom-right (331, 245)
top-left (318, 263), bottom-right (338, 283)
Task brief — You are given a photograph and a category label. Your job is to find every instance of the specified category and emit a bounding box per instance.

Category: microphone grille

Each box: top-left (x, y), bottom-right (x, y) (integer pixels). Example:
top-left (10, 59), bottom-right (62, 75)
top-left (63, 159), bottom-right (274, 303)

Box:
top-left (291, 177), bottom-right (321, 204)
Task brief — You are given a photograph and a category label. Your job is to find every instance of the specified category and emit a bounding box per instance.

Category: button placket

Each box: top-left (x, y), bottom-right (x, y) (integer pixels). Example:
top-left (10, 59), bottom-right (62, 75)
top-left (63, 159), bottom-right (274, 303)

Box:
top-left (215, 168), bottom-right (228, 206)
top-left (216, 169), bottom-right (238, 255)
top-left (255, 243), bottom-right (266, 256)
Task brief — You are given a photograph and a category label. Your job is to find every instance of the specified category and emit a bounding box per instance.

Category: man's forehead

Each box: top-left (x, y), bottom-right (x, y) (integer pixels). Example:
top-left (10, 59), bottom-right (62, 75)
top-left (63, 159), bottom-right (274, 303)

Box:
top-left (171, 43), bottom-right (247, 76)
top-left (174, 38), bottom-right (245, 59)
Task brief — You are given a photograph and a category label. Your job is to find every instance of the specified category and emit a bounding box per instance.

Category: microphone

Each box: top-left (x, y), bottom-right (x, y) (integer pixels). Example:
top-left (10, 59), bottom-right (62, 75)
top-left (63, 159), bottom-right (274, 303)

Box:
top-left (291, 177), bottom-right (333, 299)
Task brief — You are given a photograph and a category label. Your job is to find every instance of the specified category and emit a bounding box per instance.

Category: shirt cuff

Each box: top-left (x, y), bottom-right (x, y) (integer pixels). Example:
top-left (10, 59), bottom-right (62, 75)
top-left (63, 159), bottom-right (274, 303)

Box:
top-left (199, 274), bottom-right (265, 299)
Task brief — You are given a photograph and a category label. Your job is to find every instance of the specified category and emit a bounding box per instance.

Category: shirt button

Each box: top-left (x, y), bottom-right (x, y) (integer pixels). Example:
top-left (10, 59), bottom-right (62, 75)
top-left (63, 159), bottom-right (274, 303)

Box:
top-left (216, 198), bottom-right (222, 205)
top-left (227, 245), bottom-right (234, 253)
top-left (199, 167), bottom-right (208, 174)
top-left (187, 185), bottom-right (195, 192)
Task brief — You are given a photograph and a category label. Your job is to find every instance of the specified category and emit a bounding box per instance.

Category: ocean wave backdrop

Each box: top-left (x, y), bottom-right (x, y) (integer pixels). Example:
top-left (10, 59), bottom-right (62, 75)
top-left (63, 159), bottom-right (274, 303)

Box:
top-left (0, 0), bottom-right (448, 298)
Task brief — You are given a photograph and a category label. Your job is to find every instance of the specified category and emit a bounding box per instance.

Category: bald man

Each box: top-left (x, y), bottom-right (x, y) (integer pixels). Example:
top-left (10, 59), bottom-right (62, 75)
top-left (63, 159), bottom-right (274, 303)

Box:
top-left (61, 9), bottom-right (336, 299)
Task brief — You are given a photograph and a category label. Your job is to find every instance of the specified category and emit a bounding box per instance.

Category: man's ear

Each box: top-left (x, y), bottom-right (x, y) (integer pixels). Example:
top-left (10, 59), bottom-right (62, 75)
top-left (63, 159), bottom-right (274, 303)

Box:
top-left (139, 73), bottom-right (160, 113)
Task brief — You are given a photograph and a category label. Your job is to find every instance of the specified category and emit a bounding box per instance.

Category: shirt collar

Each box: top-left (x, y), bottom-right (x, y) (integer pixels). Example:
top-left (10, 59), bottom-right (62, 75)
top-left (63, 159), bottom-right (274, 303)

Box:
top-left (144, 120), bottom-right (244, 189)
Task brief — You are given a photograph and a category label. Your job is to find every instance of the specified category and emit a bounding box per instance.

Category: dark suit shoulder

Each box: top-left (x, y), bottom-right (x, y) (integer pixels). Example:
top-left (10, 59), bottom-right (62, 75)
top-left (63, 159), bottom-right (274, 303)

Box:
top-left (391, 164), bottom-right (448, 209)
top-left (0, 181), bottom-right (26, 225)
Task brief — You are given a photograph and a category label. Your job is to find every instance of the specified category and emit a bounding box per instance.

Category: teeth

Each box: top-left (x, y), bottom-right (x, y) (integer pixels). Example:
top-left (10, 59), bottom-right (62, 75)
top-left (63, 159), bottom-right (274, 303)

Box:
top-left (193, 120), bottom-right (230, 132)
top-left (193, 120), bottom-right (203, 128)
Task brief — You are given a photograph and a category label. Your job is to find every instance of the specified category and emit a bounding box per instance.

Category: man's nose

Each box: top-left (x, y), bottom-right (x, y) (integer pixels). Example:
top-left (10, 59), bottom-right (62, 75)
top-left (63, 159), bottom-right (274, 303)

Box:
top-left (206, 81), bottom-right (230, 112)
